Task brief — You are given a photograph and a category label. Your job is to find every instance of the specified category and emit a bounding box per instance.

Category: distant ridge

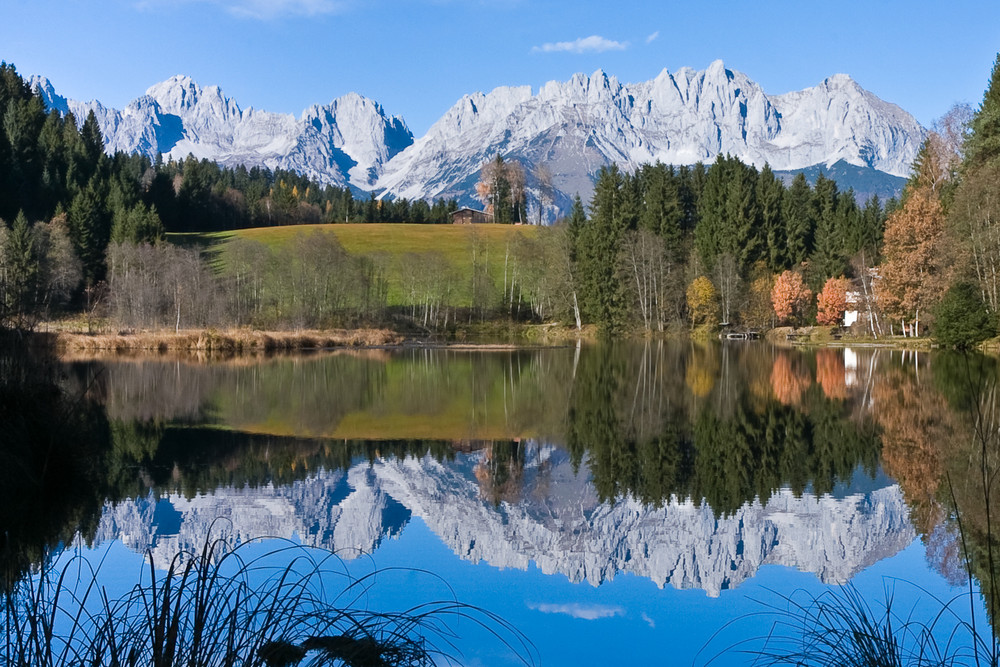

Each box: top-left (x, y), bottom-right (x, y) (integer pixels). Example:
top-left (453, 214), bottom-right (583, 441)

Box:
top-left (30, 62), bottom-right (925, 216)
top-left (775, 160), bottom-right (908, 203)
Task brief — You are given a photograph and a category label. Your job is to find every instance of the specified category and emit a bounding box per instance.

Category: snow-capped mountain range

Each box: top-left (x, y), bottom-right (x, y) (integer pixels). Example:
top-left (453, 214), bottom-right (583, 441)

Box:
top-left (29, 74), bottom-right (412, 188)
top-left (30, 61), bottom-right (925, 212)
top-left (95, 444), bottom-right (914, 597)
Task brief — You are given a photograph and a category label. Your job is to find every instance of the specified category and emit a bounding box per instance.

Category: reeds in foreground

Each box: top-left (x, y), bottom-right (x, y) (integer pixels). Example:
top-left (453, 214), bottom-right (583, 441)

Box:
top-left (1, 535), bottom-right (536, 667)
top-left (728, 583), bottom-right (996, 667)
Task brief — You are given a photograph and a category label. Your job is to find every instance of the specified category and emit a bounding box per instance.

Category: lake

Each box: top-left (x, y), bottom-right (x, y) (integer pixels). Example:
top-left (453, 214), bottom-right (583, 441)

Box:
top-left (7, 342), bottom-right (999, 665)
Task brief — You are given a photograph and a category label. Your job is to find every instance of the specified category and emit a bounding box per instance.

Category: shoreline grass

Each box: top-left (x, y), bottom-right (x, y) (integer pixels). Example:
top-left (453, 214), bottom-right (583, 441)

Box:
top-left (3, 534), bottom-right (536, 667)
top-left (46, 328), bottom-right (405, 354)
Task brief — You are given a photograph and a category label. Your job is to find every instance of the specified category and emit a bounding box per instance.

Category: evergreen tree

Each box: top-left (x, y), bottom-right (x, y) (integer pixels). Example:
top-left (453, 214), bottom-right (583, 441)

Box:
top-left (783, 173), bottom-right (814, 266)
top-left (835, 188), bottom-right (862, 258)
top-left (676, 164), bottom-right (701, 232)
top-left (933, 281), bottom-right (995, 348)
top-left (857, 194), bottom-right (884, 258)
top-left (639, 164), bottom-right (684, 260)
top-left (567, 194), bottom-right (586, 263)
top-left (493, 169), bottom-right (513, 224)
top-left (2, 211), bottom-right (39, 326)
top-left (579, 166), bottom-right (630, 333)
top-left (808, 175), bottom-right (848, 284)
top-left (695, 155), bottom-right (761, 273)
top-left (965, 52), bottom-right (1000, 169)
top-left (725, 158), bottom-right (762, 270)
top-left (38, 110), bottom-right (67, 207)
top-left (757, 164), bottom-right (785, 271)
top-left (68, 179), bottom-right (107, 283)
top-left (694, 155), bottom-right (728, 270)
top-left (110, 203), bottom-right (165, 244)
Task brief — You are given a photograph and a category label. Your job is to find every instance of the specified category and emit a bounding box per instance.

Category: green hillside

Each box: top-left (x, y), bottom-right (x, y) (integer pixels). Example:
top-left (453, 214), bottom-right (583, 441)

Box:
top-left (170, 223), bottom-right (542, 307)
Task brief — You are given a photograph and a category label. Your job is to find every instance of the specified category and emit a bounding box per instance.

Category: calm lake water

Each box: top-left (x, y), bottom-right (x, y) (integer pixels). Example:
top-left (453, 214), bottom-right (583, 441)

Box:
top-left (28, 343), bottom-right (1000, 664)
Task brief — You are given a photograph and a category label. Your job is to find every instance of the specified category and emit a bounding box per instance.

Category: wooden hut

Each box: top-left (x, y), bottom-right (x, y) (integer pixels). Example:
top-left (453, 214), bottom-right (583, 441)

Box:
top-left (451, 207), bottom-right (494, 225)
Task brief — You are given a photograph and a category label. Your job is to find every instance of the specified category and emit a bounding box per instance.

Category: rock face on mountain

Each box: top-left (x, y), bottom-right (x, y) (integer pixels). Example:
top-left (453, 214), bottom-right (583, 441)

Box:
top-left (376, 61), bottom-right (925, 212)
top-left (95, 466), bottom-right (411, 565)
top-left (29, 75), bottom-right (412, 188)
top-left (95, 445), bottom-right (914, 596)
top-left (31, 62), bottom-right (924, 211)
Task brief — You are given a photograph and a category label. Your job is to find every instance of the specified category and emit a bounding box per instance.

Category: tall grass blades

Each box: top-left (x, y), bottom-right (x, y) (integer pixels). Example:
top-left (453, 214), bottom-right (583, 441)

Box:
top-left (725, 583), bottom-right (995, 667)
top-left (0, 535), bottom-right (536, 667)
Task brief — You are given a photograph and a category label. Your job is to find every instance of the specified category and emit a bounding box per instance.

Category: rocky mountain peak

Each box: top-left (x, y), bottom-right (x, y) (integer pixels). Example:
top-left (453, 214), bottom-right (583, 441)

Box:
top-left (28, 75), bottom-right (70, 115)
top-left (35, 74), bottom-right (412, 188)
top-left (704, 58), bottom-right (729, 79)
top-left (377, 61), bottom-right (924, 212)
top-left (31, 62), bottom-right (924, 211)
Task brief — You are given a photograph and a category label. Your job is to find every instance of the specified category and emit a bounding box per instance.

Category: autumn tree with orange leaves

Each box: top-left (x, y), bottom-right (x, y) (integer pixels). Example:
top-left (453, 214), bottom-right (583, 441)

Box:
top-left (816, 276), bottom-right (852, 326)
top-left (815, 349), bottom-right (848, 400)
top-left (875, 186), bottom-right (945, 336)
top-left (771, 270), bottom-right (812, 325)
top-left (770, 352), bottom-right (811, 406)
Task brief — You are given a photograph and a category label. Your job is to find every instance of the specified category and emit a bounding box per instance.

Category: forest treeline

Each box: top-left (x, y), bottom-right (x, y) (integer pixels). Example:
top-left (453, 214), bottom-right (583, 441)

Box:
top-left (0, 62), bottom-right (458, 328)
top-left (567, 52), bottom-right (1000, 344)
top-left (4, 55), bottom-right (1000, 342)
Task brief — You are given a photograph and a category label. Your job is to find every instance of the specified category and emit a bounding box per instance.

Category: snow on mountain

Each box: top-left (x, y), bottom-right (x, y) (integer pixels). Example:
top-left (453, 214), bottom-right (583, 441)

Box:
top-left (28, 74), bottom-right (412, 188)
top-left (30, 62), bottom-right (925, 210)
top-left (95, 466), bottom-right (411, 566)
top-left (94, 444), bottom-right (914, 597)
top-left (377, 61), bottom-right (925, 212)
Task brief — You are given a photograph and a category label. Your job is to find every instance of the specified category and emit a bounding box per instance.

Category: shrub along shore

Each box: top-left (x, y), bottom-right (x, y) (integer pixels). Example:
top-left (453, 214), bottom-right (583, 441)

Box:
top-left (43, 327), bottom-right (405, 353)
top-left (32, 322), bottom-right (999, 359)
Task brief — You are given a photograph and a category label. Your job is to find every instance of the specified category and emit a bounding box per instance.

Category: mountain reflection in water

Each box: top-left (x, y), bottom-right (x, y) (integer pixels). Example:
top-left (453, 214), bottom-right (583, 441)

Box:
top-left (96, 443), bottom-right (913, 597)
top-left (16, 342), bottom-right (993, 664)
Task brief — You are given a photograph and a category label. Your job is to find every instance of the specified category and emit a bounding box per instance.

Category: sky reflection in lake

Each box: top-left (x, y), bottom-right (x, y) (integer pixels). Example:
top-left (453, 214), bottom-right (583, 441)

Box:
top-left (47, 343), bottom-right (998, 665)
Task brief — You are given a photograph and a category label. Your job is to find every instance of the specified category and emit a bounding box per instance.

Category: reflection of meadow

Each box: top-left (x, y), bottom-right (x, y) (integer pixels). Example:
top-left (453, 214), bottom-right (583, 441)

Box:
top-left (70, 349), bottom-right (575, 441)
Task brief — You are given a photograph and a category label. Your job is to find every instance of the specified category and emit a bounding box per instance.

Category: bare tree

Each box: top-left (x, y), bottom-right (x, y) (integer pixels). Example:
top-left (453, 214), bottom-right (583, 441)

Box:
top-left (476, 155), bottom-right (526, 223)
top-left (534, 163), bottom-right (555, 225)
top-left (713, 253), bottom-right (740, 327)
top-left (852, 250), bottom-right (884, 338)
top-left (35, 216), bottom-right (83, 311)
top-left (506, 161), bottom-right (526, 224)
top-left (624, 228), bottom-right (684, 332)
top-left (108, 242), bottom-right (225, 331)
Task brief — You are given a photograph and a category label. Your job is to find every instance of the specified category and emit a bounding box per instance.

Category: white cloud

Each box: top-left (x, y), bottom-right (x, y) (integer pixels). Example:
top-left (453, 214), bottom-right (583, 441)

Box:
top-left (642, 612), bottom-right (655, 628)
top-left (135, 0), bottom-right (347, 20)
top-left (228, 0), bottom-right (346, 19)
top-left (532, 35), bottom-right (629, 54)
top-left (529, 602), bottom-right (625, 620)
top-left (646, 30), bottom-right (660, 44)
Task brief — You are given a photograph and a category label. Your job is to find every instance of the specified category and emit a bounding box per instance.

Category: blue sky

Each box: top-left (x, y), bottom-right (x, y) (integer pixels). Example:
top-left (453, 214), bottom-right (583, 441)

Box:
top-left (2, 0), bottom-right (999, 136)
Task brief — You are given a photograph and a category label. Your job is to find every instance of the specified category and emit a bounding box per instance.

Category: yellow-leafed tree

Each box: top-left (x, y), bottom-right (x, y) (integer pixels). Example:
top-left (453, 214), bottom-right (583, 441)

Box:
top-left (686, 276), bottom-right (718, 328)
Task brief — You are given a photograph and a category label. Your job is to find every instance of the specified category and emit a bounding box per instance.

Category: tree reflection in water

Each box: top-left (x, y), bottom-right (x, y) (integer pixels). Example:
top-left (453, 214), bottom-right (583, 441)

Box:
top-left (7, 343), bottom-right (1000, 653)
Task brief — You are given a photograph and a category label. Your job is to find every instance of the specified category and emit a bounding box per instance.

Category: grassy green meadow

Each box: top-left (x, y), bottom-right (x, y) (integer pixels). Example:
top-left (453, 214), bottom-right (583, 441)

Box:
top-left (170, 223), bottom-right (542, 307)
